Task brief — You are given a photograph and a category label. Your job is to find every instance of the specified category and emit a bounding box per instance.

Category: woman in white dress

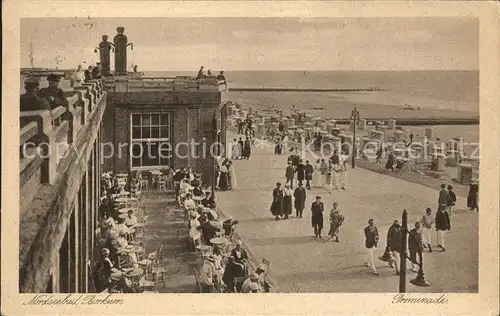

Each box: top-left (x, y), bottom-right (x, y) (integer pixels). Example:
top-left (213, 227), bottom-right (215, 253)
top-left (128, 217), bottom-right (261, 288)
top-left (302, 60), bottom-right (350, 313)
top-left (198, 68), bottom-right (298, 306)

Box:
top-left (227, 161), bottom-right (238, 190)
top-left (231, 138), bottom-right (239, 159)
top-left (325, 162), bottom-right (333, 193)
top-left (339, 156), bottom-right (348, 190)
top-left (312, 159), bottom-right (322, 188)
top-left (332, 161), bottom-right (341, 190)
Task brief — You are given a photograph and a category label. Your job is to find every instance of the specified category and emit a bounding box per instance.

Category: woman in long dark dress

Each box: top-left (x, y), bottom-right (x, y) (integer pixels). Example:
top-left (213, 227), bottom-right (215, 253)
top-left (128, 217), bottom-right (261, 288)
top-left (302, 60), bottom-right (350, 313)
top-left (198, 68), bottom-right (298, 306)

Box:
top-left (270, 183), bottom-right (284, 220)
top-left (282, 184), bottom-right (293, 219)
top-left (467, 182), bottom-right (479, 211)
top-left (244, 138), bottom-right (252, 159)
top-left (385, 152), bottom-right (395, 171)
top-left (218, 164), bottom-right (229, 191)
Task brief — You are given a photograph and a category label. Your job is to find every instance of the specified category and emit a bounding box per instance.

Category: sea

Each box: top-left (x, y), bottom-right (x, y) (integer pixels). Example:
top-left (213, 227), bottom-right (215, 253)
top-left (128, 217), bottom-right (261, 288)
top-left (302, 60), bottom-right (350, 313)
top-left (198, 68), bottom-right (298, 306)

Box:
top-left (21, 69), bottom-right (479, 143)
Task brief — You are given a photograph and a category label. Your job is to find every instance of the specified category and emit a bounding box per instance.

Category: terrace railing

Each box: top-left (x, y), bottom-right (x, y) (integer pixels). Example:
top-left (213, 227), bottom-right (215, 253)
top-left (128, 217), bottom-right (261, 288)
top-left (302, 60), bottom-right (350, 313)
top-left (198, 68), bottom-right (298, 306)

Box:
top-left (20, 78), bottom-right (106, 208)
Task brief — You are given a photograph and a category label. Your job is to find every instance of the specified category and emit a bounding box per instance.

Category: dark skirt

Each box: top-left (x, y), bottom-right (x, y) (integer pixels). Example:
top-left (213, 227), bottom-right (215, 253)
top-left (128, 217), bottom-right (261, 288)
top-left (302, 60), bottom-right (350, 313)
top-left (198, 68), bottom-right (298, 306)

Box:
top-left (219, 172), bottom-right (229, 191)
top-left (270, 201), bottom-right (283, 216)
top-left (311, 216), bottom-right (323, 229)
top-left (283, 196), bottom-right (293, 215)
top-left (467, 193), bottom-right (478, 209)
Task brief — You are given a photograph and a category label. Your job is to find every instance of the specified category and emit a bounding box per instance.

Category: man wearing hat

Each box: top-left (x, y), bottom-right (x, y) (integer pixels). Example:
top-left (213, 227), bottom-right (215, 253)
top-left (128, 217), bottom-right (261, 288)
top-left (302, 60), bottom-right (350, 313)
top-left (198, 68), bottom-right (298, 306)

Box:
top-left (270, 182), bottom-right (284, 220)
top-left (241, 273), bottom-right (262, 293)
top-left (95, 248), bottom-right (120, 292)
top-left (38, 74), bottom-right (69, 110)
top-left (222, 256), bottom-right (246, 292)
top-left (437, 183), bottom-right (451, 215)
top-left (447, 185), bottom-right (457, 217)
top-left (311, 196), bottom-right (324, 238)
top-left (386, 220), bottom-right (402, 275)
top-left (199, 255), bottom-right (217, 293)
top-left (20, 77), bottom-right (52, 112)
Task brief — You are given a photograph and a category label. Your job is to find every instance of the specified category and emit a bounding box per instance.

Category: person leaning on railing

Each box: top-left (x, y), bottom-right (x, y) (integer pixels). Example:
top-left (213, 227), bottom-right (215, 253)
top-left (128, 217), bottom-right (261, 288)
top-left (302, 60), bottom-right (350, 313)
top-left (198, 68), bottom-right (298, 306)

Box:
top-left (20, 77), bottom-right (52, 112)
top-left (38, 74), bottom-right (69, 110)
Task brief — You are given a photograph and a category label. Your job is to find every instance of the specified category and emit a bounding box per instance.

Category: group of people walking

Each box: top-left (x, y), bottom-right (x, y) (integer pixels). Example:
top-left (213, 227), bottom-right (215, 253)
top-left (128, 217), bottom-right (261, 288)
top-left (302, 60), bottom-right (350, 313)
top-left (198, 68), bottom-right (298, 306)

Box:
top-left (231, 137), bottom-right (252, 160)
top-left (363, 186), bottom-right (456, 276)
top-left (284, 149), bottom-right (349, 193)
top-left (216, 158), bottom-right (237, 191)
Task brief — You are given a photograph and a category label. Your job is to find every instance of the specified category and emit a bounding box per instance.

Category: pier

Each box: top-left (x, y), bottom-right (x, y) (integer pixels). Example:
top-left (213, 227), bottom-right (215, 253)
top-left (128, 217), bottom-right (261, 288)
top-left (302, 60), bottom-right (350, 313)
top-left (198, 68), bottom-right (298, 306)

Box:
top-left (231, 87), bottom-right (384, 92)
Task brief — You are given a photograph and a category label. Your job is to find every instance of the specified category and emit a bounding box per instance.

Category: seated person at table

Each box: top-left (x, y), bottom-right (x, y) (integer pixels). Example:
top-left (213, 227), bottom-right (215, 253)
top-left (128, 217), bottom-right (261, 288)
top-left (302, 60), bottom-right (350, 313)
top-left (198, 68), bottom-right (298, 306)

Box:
top-left (197, 216), bottom-right (220, 246)
top-left (192, 185), bottom-right (204, 197)
top-left (241, 273), bottom-right (263, 293)
top-left (201, 192), bottom-right (216, 209)
top-left (124, 210), bottom-right (138, 228)
top-left (102, 173), bottom-right (113, 190)
top-left (212, 248), bottom-right (224, 277)
top-left (101, 192), bottom-right (116, 219)
top-left (94, 248), bottom-right (120, 292)
top-left (222, 256), bottom-right (246, 292)
top-left (191, 175), bottom-right (202, 188)
top-left (230, 240), bottom-right (249, 264)
top-left (199, 255), bottom-right (217, 293)
top-left (183, 193), bottom-right (196, 210)
top-left (250, 283), bottom-right (260, 293)
top-left (184, 167), bottom-right (195, 181)
top-left (179, 179), bottom-right (191, 196)
top-left (111, 178), bottom-right (122, 194)
top-left (188, 212), bottom-right (202, 250)
top-left (115, 218), bottom-right (129, 237)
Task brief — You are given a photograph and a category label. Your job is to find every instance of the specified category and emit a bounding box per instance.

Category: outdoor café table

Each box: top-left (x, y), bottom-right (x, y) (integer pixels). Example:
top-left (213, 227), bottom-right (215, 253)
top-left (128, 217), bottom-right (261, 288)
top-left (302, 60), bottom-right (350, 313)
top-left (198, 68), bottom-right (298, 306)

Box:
top-left (210, 237), bottom-right (229, 246)
top-left (193, 196), bottom-right (204, 204)
top-left (115, 197), bottom-right (130, 203)
top-left (128, 197), bottom-right (138, 202)
top-left (118, 191), bottom-right (130, 196)
top-left (119, 214), bottom-right (129, 219)
top-left (116, 173), bottom-right (128, 178)
top-left (124, 245), bottom-right (144, 254)
top-left (125, 268), bottom-right (144, 287)
top-left (119, 208), bottom-right (134, 214)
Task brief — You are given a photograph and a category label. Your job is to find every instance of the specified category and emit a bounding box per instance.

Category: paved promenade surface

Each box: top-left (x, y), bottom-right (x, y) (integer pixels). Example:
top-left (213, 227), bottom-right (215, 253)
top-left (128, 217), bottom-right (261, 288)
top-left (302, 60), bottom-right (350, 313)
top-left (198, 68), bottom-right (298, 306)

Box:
top-left (142, 192), bottom-right (200, 293)
top-left (217, 132), bottom-right (478, 293)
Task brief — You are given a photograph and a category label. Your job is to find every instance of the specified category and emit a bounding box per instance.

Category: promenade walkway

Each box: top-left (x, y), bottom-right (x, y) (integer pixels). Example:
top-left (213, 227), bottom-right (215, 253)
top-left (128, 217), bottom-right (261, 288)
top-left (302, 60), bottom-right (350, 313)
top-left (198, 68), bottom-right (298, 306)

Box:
top-left (217, 132), bottom-right (478, 293)
top-left (142, 191), bottom-right (200, 293)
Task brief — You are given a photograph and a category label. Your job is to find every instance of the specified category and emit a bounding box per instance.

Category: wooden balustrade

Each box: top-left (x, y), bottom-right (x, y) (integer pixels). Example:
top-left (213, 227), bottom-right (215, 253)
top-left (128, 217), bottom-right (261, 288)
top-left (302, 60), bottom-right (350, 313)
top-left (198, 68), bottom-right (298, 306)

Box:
top-left (19, 79), bottom-right (105, 190)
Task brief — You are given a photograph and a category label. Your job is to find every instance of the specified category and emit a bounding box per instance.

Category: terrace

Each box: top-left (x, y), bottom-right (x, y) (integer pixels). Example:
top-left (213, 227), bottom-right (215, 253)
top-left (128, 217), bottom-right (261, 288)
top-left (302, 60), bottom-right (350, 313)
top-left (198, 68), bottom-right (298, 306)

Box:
top-left (19, 71), bottom-right (107, 291)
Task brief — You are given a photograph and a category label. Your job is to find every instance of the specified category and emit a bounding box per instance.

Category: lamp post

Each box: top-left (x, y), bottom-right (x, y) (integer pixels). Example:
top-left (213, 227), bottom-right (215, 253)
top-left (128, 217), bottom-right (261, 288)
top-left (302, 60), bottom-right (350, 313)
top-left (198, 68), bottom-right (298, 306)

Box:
top-left (211, 114), bottom-right (217, 198)
top-left (350, 107), bottom-right (360, 169)
top-left (399, 210), bottom-right (431, 293)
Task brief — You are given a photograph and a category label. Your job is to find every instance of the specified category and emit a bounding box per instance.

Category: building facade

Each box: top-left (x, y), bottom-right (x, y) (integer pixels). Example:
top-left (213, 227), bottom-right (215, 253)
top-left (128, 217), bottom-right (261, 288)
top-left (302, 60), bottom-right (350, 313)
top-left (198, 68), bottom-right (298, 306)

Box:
top-left (19, 71), bottom-right (228, 293)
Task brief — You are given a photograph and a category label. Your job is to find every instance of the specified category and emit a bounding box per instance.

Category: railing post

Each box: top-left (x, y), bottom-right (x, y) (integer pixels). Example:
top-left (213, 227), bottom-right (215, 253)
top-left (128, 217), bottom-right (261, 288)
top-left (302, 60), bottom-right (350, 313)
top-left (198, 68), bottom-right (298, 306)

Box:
top-left (20, 110), bottom-right (58, 184)
top-left (74, 89), bottom-right (89, 124)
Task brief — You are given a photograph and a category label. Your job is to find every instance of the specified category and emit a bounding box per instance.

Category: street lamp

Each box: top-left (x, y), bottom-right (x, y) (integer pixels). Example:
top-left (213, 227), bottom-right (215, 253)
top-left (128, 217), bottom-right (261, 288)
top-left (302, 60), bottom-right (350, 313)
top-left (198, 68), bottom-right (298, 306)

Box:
top-left (211, 113), bottom-right (217, 198)
top-left (349, 107), bottom-right (360, 169)
top-left (399, 210), bottom-right (431, 292)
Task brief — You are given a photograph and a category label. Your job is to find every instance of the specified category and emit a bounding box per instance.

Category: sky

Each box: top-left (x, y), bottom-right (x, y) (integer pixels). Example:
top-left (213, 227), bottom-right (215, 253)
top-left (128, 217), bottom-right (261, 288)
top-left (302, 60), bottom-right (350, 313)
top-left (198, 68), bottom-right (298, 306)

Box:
top-left (20, 17), bottom-right (478, 71)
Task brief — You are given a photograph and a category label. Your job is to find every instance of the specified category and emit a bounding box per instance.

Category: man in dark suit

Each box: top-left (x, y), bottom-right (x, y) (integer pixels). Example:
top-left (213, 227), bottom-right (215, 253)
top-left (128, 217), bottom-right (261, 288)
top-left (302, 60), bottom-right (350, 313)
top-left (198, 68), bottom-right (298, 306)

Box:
top-left (38, 74), bottom-right (69, 110)
top-left (304, 160), bottom-right (314, 190)
top-left (438, 183), bottom-right (451, 214)
top-left (20, 77), bottom-right (52, 112)
top-left (296, 159), bottom-right (306, 186)
top-left (408, 222), bottom-right (423, 272)
top-left (330, 150), bottom-right (340, 165)
top-left (447, 185), bottom-right (457, 217)
top-left (293, 182), bottom-right (306, 218)
top-left (285, 162), bottom-right (295, 189)
top-left (311, 196), bottom-right (324, 238)
top-left (386, 220), bottom-right (402, 275)
top-left (364, 219), bottom-right (380, 275)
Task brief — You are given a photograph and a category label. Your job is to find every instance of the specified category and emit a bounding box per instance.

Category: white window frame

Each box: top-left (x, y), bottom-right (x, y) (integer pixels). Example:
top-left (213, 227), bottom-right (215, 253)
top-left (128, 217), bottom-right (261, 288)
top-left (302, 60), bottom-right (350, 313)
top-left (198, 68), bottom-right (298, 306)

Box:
top-left (129, 112), bottom-right (172, 170)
